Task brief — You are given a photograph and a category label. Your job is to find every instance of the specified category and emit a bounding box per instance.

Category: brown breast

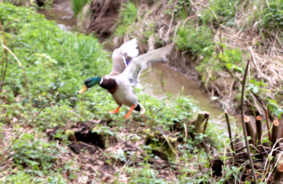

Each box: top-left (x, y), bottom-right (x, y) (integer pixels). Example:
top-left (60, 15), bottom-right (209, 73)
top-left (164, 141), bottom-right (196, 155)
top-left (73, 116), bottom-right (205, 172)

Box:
top-left (99, 78), bottom-right (118, 94)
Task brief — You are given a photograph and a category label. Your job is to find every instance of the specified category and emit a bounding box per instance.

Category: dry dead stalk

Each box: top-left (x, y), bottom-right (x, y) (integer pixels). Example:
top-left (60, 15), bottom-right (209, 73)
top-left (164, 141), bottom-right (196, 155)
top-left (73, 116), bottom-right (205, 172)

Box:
top-left (240, 59), bottom-right (257, 182)
top-left (255, 115), bottom-right (262, 145)
top-left (202, 114), bottom-right (209, 134)
top-left (224, 113), bottom-right (235, 154)
top-left (2, 44), bottom-right (22, 67)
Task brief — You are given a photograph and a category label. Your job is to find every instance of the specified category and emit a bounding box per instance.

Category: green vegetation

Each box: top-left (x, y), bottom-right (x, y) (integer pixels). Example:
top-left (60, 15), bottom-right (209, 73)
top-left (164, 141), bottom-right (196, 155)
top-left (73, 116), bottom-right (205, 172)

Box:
top-left (175, 22), bottom-right (243, 85)
top-left (172, 0), bottom-right (191, 18)
top-left (175, 23), bottom-right (214, 56)
top-left (201, 0), bottom-right (239, 25)
top-left (115, 2), bottom-right (137, 36)
top-left (127, 166), bottom-right (167, 184)
top-left (3, 0), bottom-right (53, 8)
top-left (12, 133), bottom-right (59, 172)
top-left (261, 0), bottom-right (283, 30)
top-left (71, 0), bottom-right (90, 16)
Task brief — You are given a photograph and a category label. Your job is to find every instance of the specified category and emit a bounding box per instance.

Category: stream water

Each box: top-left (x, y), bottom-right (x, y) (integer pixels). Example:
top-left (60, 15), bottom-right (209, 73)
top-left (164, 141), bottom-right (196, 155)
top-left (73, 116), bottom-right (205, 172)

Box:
top-left (39, 0), bottom-right (227, 126)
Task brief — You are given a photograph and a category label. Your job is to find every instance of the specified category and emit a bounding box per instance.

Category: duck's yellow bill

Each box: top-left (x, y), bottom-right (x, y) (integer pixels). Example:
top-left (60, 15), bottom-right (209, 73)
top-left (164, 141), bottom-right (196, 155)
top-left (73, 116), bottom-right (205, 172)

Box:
top-left (79, 85), bottom-right (88, 94)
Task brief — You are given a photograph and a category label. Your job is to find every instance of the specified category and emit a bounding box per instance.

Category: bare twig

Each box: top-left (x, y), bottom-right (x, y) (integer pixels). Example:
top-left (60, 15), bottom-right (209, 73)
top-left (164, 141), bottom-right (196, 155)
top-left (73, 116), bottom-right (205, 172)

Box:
top-left (225, 113), bottom-right (235, 155)
top-left (240, 59), bottom-right (257, 182)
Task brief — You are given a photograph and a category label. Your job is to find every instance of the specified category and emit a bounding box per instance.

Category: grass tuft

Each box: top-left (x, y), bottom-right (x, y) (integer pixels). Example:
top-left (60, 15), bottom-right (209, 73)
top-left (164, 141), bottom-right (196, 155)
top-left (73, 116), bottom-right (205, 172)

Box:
top-left (71, 0), bottom-right (90, 16)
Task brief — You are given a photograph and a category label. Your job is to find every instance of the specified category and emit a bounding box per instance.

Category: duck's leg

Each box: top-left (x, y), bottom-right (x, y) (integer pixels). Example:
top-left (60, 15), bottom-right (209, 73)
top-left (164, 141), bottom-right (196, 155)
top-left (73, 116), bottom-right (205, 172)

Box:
top-left (109, 105), bottom-right (121, 114)
top-left (124, 105), bottom-right (136, 119)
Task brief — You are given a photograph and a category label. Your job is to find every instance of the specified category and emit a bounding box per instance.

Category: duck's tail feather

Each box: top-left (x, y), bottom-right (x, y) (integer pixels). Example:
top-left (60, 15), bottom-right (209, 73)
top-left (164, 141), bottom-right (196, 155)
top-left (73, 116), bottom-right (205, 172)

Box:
top-left (134, 103), bottom-right (145, 115)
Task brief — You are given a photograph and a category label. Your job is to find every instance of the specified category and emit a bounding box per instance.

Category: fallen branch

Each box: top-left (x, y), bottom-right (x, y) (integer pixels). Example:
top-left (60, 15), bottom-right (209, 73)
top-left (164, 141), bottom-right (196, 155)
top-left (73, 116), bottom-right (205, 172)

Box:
top-left (240, 59), bottom-right (257, 182)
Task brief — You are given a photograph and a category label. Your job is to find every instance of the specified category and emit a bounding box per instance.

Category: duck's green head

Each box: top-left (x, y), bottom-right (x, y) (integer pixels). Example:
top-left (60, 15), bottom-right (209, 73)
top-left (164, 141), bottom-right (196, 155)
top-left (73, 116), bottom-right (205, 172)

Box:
top-left (79, 76), bottom-right (101, 94)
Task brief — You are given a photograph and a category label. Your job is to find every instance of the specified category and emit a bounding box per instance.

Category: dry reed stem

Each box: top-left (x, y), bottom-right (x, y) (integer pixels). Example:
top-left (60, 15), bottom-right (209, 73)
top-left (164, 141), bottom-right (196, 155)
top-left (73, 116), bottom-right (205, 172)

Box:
top-left (240, 59), bottom-right (257, 182)
top-left (2, 44), bottom-right (22, 67)
top-left (263, 138), bottom-right (283, 183)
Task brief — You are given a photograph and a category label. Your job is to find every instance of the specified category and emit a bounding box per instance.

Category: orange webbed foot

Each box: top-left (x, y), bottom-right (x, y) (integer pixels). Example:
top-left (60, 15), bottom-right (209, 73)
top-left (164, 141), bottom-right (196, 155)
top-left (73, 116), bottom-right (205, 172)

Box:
top-left (109, 106), bottom-right (121, 114)
top-left (124, 105), bottom-right (136, 119)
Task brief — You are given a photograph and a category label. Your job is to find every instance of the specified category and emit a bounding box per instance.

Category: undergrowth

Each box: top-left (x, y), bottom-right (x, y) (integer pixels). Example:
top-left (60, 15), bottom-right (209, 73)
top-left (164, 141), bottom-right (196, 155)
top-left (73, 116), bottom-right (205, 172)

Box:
top-left (115, 2), bottom-right (137, 36)
top-left (175, 23), bottom-right (214, 56)
top-left (260, 0), bottom-right (283, 30)
top-left (3, 0), bottom-right (53, 8)
top-left (71, 0), bottom-right (90, 16)
top-left (201, 0), bottom-right (239, 26)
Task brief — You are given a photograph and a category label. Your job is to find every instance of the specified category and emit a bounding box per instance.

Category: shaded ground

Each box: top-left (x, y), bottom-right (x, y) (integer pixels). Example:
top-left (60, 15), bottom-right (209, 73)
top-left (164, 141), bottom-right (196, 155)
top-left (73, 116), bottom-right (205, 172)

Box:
top-left (46, 120), bottom-right (179, 183)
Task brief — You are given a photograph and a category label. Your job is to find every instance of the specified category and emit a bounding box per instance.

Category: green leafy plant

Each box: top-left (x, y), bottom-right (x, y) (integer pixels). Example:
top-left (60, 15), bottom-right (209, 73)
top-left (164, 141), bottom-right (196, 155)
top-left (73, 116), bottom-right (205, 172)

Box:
top-left (71, 0), bottom-right (90, 16)
top-left (127, 165), bottom-right (167, 184)
top-left (261, 0), bottom-right (283, 30)
top-left (115, 2), bottom-right (137, 36)
top-left (201, 0), bottom-right (239, 25)
top-left (2, 170), bottom-right (67, 184)
top-left (175, 24), bottom-right (214, 56)
top-left (247, 78), bottom-right (268, 95)
top-left (172, 0), bottom-right (191, 19)
top-left (11, 133), bottom-right (59, 172)
top-left (2, 171), bottom-right (37, 184)
top-left (267, 98), bottom-right (283, 118)
top-left (196, 45), bottom-right (243, 84)
top-left (217, 47), bottom-right (243, 73)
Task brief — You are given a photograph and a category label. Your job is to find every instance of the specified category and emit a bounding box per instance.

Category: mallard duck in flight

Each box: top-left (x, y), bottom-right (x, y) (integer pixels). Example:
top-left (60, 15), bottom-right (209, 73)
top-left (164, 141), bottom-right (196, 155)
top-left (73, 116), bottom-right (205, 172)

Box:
top-left (79, 42), bottom-right (173, 119)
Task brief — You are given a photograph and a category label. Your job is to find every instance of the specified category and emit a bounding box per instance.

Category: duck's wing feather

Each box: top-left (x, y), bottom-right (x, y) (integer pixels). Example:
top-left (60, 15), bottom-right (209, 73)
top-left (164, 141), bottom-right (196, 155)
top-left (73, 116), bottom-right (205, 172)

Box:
top-left (121, 44), bottom-right (174, 86)
top-left (110, 39), bottom-right (139, 75)
top-left (118, 38), bottom-right (139, 58)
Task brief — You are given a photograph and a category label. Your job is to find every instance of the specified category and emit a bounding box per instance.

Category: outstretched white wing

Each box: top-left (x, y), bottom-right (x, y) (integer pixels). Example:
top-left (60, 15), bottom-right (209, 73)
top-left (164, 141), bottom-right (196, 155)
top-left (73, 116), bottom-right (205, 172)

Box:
top-left (120, 44), bottom-right (174, 85)
top-left (110, 39), bottom-right (139, 75)
top-left (118, 38), bottom-right (139, 58)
